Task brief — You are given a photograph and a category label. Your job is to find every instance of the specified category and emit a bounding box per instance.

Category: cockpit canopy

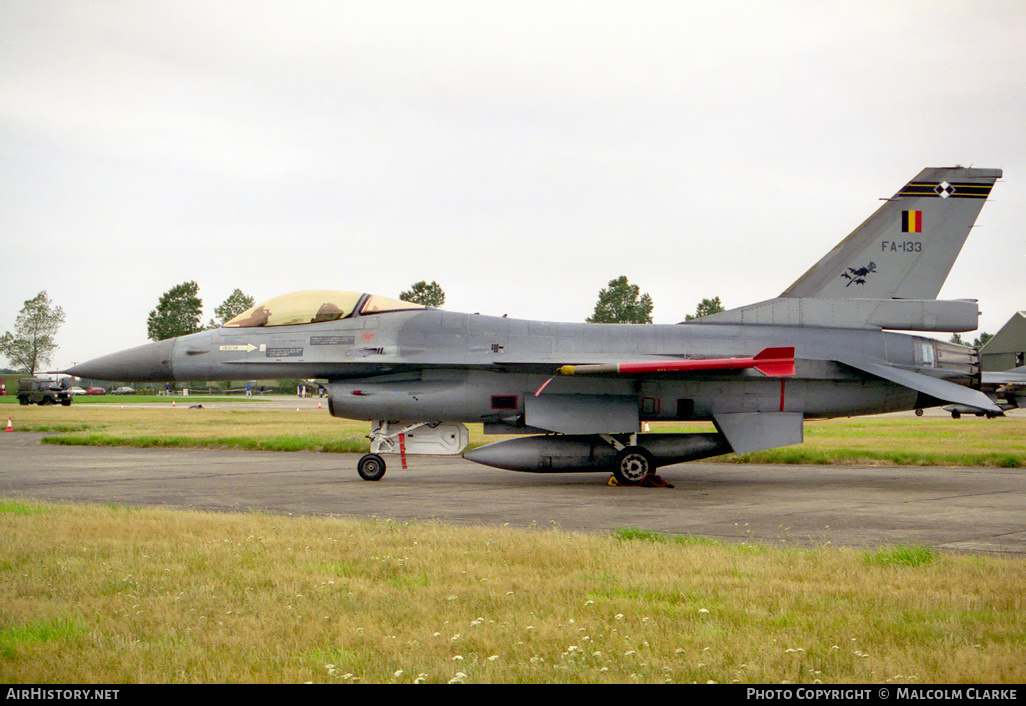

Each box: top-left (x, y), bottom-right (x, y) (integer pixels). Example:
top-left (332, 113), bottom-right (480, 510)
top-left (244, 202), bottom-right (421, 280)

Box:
top-left (224, 290), bottom-right (425, 328)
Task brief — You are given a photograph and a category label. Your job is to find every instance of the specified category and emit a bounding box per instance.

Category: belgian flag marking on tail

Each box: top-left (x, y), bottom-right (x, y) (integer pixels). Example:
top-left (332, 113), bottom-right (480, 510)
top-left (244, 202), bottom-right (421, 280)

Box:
top-left (902, 210), bottom-right (922, 233)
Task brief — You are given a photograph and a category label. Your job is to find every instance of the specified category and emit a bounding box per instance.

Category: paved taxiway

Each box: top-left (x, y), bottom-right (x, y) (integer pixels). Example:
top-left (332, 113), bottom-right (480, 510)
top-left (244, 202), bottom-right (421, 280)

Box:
top-left (2, 431), bottom-right (1023, 554)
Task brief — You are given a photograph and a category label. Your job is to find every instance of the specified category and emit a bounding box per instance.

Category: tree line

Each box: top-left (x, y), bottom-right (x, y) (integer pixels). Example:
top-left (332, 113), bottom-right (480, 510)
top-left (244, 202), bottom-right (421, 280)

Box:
top-left (144, 281), bottom-right (449, 341)
top-left (141, 277), bottom-right (723, 340)
top-left (146, 282), bottom-right (256, 341)
top-left (401, 277), bottom-right (725, 324)
top-left (0, 280), bottom-right (725, 375)
top-left (586, 276), bottom-right (725, 324)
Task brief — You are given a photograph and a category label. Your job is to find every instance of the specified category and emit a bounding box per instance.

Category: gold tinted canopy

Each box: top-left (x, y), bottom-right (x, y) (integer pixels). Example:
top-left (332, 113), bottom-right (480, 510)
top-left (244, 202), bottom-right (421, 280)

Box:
top-left (224, 291), bottom-right (424, 328)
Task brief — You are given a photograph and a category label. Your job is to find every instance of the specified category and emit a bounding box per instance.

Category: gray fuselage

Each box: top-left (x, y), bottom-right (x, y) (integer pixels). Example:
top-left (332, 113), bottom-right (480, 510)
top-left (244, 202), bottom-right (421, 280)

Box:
top-left (124, 309), bottom-right (940, 425)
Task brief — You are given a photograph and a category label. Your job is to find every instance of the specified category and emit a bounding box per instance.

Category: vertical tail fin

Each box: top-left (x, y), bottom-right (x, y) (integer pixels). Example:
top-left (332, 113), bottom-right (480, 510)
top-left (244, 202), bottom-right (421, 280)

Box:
top-left (780, 167), bottom-right (1001, 300)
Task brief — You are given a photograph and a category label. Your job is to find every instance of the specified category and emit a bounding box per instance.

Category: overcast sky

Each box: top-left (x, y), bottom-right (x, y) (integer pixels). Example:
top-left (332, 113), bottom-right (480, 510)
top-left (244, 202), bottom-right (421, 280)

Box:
top-left (3, 1), bottom-right (1024, 370)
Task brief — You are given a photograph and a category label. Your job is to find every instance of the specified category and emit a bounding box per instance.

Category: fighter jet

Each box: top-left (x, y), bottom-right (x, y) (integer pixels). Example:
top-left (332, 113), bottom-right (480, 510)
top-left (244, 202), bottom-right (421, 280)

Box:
top-left (944, 311), bottom-right (1026, 418)
top-left (67, 166), bottom-right (1004, 484)
top-left (944, 366), bottom-right (1026, 419)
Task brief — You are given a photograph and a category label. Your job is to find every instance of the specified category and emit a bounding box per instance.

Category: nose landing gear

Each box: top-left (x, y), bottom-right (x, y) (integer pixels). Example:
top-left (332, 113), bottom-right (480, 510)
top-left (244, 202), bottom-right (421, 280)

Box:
top-left (357, 453), bottom-right (387, 481)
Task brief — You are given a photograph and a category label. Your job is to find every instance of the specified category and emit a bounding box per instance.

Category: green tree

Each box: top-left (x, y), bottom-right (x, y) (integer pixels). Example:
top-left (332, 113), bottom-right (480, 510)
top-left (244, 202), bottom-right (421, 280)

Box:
top-left (586, 276), bottom-right (653, 324)
top-left (684, 296), bottom-right (725, 321)
top-left (0, 291), bottom-right (66, 374)
top-left (147, 281), bottom-right (203, 341)
top-left (949, 333), bottom-right (965, 345)
top-left (974, 332), bottom-right (993, 349)
top-left (399, 281), bottom-right (446, 307)
top-left (208, 288), bottom-right (255, 329)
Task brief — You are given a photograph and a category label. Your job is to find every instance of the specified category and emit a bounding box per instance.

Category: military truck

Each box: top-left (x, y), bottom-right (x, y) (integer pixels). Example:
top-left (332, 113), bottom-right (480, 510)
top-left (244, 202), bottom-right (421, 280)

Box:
top-left (17, 378), bottom-right (72, 406)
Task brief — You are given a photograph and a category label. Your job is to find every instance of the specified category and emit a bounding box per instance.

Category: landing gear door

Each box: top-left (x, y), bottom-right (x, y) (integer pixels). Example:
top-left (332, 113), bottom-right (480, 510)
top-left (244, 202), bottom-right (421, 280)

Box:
top-left (370, 421), bottom-right (469, 455)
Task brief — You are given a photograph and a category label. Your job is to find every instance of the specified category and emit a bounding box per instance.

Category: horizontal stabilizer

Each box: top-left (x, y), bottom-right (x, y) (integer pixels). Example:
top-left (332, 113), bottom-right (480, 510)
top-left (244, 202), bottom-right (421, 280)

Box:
top-left (555, 347), bottom-right (795, 377)
top-left (712, 412), bottom-right (804, 455)
top-left (838, 356), bottom-right (1002, 413)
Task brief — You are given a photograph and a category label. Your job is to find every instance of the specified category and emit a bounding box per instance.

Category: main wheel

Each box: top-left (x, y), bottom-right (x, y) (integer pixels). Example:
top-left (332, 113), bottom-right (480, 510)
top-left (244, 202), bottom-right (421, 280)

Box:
top-left (612, 447), bottom-right (655, 486)
top-left (357, 453), bottom-right (387, 481)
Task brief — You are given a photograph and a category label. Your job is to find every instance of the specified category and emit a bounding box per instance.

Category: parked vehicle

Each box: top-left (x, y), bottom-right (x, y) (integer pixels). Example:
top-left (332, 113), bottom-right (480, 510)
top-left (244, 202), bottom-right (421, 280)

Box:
top-left (112, 386), bottom-right (135, 395)
top-left (68, 387), bottom-right (87, 395)
top-left (85, 387), bottom-right (107, 395)
top-left (17, 378), bottom-right (72, 406)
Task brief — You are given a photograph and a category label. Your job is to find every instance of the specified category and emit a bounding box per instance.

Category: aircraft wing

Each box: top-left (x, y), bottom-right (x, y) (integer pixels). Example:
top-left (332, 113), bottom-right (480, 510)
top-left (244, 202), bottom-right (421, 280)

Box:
top-left (517, 348), bottom-right (800, 450)
top-left (522, 346), bottom-right (803, 453)
top-left (836, 356), bottom-right (1002, 414)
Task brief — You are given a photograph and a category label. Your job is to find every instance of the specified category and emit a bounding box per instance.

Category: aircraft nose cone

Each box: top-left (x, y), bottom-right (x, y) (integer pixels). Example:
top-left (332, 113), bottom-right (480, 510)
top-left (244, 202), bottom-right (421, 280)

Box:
top-left (65, 339), bottom-right (175, 382)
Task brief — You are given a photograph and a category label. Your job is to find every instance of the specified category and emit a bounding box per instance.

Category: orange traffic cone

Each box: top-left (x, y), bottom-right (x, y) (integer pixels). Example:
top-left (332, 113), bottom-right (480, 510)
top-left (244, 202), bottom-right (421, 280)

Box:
top-left (4, 417), bottom-right (13, 432)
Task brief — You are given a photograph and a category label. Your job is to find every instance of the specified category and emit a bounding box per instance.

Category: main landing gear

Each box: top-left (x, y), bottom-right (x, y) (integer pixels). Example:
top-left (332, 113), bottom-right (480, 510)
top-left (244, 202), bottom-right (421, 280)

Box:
top-left (601, 434), bottom-right (657, 486)
top-left (612, 447), bottom-right (656, 485)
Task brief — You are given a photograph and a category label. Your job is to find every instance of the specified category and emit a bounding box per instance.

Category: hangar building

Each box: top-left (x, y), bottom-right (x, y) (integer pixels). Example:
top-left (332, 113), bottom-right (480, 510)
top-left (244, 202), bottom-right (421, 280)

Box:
top-left (980, 311), bottom-right (1026, 372)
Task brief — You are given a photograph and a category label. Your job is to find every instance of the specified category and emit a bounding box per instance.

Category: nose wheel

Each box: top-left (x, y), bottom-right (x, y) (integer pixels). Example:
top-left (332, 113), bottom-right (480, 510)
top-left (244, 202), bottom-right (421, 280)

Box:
top-left (357, 453), bottom-right (386, 481)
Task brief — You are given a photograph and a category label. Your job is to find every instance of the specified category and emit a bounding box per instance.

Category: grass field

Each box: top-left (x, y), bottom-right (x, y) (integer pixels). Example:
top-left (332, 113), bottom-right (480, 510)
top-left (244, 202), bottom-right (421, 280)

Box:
top-left (2, 403), bottom-right (1023, 683)
top-left (2, 398), bottom-right (1024, 466)
top-left (1, 499), bottom-right (1022, 684)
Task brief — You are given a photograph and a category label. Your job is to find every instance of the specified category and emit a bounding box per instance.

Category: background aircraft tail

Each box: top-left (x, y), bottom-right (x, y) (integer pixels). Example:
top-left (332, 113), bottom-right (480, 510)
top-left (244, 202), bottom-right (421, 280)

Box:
top-left (780, 166), bottom-right (1001, 300)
